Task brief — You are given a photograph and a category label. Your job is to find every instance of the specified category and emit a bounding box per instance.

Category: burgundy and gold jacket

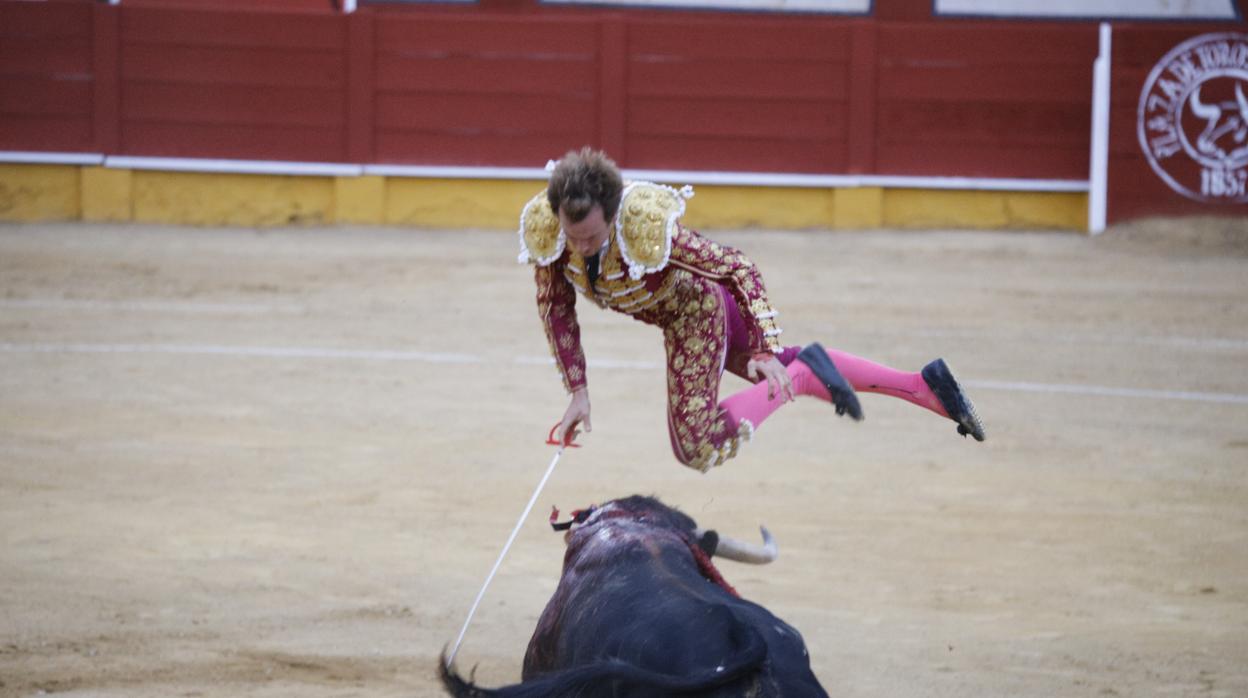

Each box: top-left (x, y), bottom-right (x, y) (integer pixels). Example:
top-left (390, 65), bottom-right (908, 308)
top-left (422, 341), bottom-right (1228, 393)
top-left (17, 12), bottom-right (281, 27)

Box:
top-left (519, 182), bottom-right (783, 393)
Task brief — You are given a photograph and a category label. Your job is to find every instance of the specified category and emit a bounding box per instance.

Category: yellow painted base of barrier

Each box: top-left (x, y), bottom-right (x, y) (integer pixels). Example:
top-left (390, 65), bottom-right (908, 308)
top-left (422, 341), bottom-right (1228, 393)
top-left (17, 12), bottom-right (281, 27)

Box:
top-left (0, 164), bottom-right (1088, 232)
top-left (82, 167), bottom-right (132, 222)
top-left (0, 165), bottom-right (81, 222)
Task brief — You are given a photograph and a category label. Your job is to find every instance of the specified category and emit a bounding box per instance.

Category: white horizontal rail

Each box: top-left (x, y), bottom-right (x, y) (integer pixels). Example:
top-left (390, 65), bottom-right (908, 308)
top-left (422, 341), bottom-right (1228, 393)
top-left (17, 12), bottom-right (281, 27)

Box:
top-left (104, 156), bottom-right (362, 177)
top-left (364, 164), bottom-right (551, 180)
top-left (1, 152), bottom-right (1089, 192)
top-left (366, 164), bottom-right (1089, 192)
top-left (0, 151), bottom-right (104, 165)
top-left (625, 170), bottom-right (1089, 192)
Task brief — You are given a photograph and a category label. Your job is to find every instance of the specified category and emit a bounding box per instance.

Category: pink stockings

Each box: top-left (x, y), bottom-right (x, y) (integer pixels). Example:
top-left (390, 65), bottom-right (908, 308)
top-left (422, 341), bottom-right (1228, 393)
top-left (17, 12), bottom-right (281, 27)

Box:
top-left (817, 348), bottom-right (947, 415)
top-left (720, 348), bottom-right (950, 432)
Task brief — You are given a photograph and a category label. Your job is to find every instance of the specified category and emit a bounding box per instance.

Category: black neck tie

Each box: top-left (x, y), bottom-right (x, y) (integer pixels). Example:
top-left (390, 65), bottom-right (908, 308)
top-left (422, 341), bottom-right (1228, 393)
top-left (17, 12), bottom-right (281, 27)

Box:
top-left (585, 253), bottom-right (600, 292)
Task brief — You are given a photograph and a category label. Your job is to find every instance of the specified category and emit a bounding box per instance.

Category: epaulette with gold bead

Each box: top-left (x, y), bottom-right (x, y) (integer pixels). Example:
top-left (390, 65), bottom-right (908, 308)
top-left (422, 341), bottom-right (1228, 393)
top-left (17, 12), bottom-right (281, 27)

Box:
top-left (517, 190), bottom-right (563, 266)
top-left (616, 181), bottom-right (694, 280)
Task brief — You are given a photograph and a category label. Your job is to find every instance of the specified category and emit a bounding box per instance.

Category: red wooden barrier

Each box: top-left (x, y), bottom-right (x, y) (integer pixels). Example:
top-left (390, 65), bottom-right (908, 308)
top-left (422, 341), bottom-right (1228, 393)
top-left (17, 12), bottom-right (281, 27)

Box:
top-left (94, 4), bottom-right (121, 154)
top-left (117, 6), bottom-right (347, 161)
top-left (0, 1), bottom-right (95, 152)
top-left (346, 9), bottom-right (375, 163)
top-left (622, 17), bottom-right (852, 173)
top-left (126, 0), bottom-right (334, 9)
top-left (876, 22), bottom-right (1097, 179)
top-left (2, 0), bottom-right (1245, 225)
top-left (372, 15), bottom-right (599, 165)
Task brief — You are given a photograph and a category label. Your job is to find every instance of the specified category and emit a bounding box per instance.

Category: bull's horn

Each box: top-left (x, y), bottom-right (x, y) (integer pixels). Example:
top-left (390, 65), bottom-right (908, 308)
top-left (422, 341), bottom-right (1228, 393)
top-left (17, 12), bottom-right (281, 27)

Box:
top-left (695, 526), bottom-right (778, 564)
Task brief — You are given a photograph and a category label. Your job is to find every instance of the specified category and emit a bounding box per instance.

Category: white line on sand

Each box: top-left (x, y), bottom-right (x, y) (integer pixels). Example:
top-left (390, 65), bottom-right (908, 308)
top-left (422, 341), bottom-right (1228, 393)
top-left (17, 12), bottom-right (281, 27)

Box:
top-left (2, 342), bottom-right (1245, 406)
top-left (892, 327), bottom-right (1248, 352)
top-left (0, 343), bottom-right (478, 364)
top-left (0, 299), bottom-right (306, 314)
top-left (963, 379), bottom-right (1248, 405)
top-left (8, 299), bottom-right (1246, 352)
top-left (6, 300), bottom-right (1246, 352)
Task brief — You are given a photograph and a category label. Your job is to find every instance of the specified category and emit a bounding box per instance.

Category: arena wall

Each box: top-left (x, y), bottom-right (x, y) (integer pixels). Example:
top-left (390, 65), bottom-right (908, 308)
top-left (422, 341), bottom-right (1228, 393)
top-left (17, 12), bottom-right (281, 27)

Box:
top-left (0, 0), bottom-right (1243, 229)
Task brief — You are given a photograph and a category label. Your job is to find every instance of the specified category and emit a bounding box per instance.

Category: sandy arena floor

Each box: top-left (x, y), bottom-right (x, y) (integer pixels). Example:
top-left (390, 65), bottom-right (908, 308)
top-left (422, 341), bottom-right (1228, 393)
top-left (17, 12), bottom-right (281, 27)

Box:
top-left (1, 218), bottom-right (1246, 697)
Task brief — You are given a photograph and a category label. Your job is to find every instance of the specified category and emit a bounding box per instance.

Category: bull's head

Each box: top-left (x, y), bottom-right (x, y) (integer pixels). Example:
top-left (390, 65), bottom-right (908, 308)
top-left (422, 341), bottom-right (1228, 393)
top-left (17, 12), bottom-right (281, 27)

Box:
top-left (550, 495), bottom-right (778, 565)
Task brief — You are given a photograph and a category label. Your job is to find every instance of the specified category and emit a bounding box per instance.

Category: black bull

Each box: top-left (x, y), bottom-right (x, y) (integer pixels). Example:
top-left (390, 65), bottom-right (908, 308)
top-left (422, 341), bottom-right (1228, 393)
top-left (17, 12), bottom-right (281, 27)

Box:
top-left (440, 495), bottom-right (828, 697)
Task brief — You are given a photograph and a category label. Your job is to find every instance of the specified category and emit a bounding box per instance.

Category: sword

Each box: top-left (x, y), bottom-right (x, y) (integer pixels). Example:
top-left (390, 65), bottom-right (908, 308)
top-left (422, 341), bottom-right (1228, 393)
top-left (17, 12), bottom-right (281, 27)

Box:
top-left (445, 424), bottom-right (580, 668)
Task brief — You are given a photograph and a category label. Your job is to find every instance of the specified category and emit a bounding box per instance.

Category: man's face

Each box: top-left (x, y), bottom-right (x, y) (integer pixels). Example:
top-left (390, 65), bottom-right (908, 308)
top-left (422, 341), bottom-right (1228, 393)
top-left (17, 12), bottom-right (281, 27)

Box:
top-left (560, 204), bottom-right (611, 257)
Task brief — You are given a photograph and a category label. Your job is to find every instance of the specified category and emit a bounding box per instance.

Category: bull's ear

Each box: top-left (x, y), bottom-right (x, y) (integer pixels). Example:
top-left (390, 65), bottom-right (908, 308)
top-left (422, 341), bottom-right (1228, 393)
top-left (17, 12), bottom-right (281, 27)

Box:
top-left (696, 529), bottom-right (719, 557)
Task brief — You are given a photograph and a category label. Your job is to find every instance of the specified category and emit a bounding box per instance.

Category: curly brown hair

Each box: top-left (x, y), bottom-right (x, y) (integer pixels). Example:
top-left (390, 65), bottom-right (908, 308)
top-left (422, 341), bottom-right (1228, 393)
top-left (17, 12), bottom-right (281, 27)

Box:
top-left (546, 147), bottom-right (624, 224)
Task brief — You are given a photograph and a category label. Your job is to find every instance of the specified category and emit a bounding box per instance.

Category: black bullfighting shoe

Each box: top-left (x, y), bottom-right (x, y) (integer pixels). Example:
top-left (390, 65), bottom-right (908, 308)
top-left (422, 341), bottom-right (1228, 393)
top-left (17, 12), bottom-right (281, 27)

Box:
top-left (921, 358), bottom-right (986, 442)
top-left (797, 343), bottom-right (864, 421)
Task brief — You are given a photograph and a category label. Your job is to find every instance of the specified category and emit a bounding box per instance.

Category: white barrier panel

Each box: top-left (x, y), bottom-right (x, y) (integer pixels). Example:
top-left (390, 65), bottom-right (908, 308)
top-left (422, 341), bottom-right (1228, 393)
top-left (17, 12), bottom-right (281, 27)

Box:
top-left (1088, 22), bottom-right (1112, 235)
top-left (936, 0), bottom-right (1237, 19)
top-left (542, 0), bottom-right (869, 11)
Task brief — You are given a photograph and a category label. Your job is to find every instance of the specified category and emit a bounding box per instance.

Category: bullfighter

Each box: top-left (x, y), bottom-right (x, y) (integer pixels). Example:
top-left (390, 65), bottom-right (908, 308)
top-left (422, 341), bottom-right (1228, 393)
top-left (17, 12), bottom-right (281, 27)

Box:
top-left (523, 148), bottom-right (985, 472)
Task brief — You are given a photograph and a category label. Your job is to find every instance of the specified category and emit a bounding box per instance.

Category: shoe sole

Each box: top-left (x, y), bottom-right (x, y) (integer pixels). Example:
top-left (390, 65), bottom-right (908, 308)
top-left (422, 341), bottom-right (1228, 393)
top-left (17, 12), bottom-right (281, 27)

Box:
top-left (921, 359), bottom-right (986, 442)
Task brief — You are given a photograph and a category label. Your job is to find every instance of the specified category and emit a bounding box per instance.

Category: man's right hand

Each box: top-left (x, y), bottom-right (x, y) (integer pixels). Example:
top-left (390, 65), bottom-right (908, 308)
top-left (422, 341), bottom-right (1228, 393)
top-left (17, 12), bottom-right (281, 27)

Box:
top-left (557, 387), bottom-right (592, 446)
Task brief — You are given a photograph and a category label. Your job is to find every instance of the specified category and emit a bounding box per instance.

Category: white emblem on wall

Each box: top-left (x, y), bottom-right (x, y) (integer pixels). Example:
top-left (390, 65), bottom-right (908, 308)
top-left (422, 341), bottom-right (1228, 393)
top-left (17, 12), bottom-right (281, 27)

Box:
top-left (1137, 33), bottom-right (1248, 204)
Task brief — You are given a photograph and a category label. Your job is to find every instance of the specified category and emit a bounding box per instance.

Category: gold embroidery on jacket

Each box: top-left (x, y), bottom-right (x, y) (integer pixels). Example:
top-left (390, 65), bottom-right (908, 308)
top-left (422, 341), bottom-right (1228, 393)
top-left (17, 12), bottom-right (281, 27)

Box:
top-left (662, 273), bottom-right (748, 472)
top-left (518, 191), bottom-right (563, 266)
top-left (617, 182), bottom-right (686, 279)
